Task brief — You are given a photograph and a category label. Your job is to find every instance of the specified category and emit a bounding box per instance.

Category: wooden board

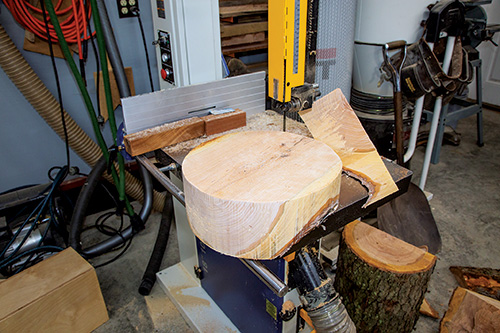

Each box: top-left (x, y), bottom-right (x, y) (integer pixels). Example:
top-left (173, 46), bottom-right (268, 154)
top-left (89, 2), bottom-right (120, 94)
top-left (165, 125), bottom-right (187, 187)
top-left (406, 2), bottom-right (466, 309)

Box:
top-left (219, 4), bottom-right (268, 18)
top-left (440, 287), bottom-right (500, 332)
top-left (201, 109), bottom-right (246, 136)
top-left (335, 220), bottom-right (436, 333)
top-left (0, 248), bottom-right (108, 332)
top-left (93, 67), bottom-right (136, 122)
top-left (221, 32), bottom-right (266, 47)
top-left (220, 21), bottom-right (268, 38)
top-left (124, 117), bottom-right (205, 156)
top-left (182, 131), bottom-right (342, 259)
top-left (300, 89), bottom-right (398, 206)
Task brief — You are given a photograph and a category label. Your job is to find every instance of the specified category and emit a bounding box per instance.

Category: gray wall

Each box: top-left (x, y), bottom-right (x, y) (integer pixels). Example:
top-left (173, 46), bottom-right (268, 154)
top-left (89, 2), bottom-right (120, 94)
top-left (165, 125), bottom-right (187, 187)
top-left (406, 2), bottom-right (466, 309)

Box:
top-left (0, 2), bottom-right (159, 192)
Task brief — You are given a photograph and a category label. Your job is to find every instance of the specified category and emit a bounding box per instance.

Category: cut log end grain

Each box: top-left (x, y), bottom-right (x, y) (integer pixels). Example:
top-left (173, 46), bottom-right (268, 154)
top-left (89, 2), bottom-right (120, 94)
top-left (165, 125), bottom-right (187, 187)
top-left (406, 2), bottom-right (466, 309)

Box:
top-left (345, 220), bottom-right (436, 274)
top-left (182, 131), bottom-right (342, 259)
top-left (300, 89), bottom-right (398, 207)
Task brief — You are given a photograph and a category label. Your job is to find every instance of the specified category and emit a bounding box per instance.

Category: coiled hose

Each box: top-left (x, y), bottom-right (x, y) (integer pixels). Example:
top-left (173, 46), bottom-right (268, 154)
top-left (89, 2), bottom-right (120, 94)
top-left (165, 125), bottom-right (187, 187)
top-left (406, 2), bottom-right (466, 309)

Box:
top-left (0, 25), bottom-right (165, 212)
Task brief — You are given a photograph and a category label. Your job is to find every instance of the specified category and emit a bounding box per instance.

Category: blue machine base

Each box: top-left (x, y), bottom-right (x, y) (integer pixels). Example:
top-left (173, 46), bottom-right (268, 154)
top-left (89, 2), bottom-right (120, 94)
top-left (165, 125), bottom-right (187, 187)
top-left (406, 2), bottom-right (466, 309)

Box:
top-left (197, 239), bottom-right (286, 332)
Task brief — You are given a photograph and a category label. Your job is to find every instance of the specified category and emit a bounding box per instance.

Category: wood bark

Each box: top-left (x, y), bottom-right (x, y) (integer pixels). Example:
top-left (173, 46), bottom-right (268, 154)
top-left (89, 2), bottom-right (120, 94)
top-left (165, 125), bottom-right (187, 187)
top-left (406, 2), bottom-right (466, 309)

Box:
top-left (182, 131), bottom-right (342, 259)
top-left (440, 287), bottom-right (500, 333)
top-left (334, 220), bottom-right (436, 333)
top-left (449, 266), bottom-right (500, 301)
top-left (300, 89), bottom-right (398, 206)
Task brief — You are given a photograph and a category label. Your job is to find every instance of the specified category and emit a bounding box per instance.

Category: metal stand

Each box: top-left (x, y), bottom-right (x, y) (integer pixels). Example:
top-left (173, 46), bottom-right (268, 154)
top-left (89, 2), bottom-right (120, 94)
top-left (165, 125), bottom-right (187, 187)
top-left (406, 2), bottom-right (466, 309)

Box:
top-left (428, 57), bottom-right (484, 164)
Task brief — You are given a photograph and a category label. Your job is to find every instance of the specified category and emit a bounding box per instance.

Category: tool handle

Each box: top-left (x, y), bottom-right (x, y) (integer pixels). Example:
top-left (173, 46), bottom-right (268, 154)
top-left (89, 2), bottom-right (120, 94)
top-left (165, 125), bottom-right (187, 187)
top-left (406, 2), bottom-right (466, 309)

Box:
top-left (384, 40), bottom-right (407, 51)
top-left (394, 91), bottom-right (404, 166)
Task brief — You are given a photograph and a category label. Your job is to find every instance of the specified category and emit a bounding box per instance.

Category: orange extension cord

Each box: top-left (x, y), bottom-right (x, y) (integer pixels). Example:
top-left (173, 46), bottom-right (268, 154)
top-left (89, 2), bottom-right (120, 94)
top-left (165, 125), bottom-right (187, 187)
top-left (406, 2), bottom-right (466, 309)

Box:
top-left (4, 0), bottom-right (94, 58)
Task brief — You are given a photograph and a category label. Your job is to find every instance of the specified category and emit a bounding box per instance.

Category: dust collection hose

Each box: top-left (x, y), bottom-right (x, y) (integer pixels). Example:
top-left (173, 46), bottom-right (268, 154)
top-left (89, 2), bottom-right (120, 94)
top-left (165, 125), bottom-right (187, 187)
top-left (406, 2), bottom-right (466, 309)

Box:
top-left (0, 25), bottom-right (165, 213)
top-left (69, 154), bottom-right (153, 257)
top-left (139, 190), bottom-right (173, 295)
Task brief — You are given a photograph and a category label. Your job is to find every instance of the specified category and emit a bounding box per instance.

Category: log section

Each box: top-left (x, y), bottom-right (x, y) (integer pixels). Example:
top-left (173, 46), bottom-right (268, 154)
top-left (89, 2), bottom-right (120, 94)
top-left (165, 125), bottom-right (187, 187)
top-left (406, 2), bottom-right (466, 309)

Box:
top-left (300, 89), bottom-right (398, 206)
top-left (334, 220), bottom-right (436, 333)
top-left (182, 131), bottom-right (342, 259)
top-left (440, 287), bottom-right (500, 332)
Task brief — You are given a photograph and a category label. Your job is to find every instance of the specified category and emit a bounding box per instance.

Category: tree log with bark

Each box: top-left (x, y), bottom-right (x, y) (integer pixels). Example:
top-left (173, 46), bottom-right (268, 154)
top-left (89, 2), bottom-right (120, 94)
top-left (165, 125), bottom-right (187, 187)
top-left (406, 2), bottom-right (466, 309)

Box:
top-left (334, 220), bottom-right (437, 333)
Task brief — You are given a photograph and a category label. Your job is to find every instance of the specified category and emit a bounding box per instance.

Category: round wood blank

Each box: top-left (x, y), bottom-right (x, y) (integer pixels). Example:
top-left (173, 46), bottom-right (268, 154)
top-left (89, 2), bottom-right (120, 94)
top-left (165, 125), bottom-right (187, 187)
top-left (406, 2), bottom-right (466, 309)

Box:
top-left (182, 131), bottom-right (342, 259)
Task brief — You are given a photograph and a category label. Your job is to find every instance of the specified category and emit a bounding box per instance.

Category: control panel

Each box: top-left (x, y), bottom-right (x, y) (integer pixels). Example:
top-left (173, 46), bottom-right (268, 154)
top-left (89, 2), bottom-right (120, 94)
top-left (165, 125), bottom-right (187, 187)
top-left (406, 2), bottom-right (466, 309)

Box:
top-left (157, 30), bottom-right (175, 85)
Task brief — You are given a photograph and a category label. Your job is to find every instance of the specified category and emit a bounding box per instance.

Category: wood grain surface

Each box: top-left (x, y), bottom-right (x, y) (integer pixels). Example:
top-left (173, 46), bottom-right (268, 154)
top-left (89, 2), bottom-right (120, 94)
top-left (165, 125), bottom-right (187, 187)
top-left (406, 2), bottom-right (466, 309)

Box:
top-left (300, 89), bottom-right (398, 206)
top-left (182, 130), bottom-right (342, 259)
top-left (0, 248), bottom-right (108, 332)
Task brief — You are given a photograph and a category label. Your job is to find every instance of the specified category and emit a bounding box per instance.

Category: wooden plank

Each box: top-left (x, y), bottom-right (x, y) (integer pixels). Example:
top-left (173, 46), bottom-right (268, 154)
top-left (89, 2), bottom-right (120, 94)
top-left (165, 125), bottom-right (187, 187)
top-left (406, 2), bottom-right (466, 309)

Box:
top-left (219, 4), bottom-right (268, 18)
top-left (440, 287), bottom-right (500, 332)
top-left (221, 32), bottom-right (266, 47)
top-left (219, 0), bottom-right (267, 7)
top-left (222, 40), bottom-right (268, 55)
top-left (124, 117), bottom-right (205, 156)
top-left (201, 110), bottom-right (246, 136)
top-left (183, 131), bottom-right (342, 259)
top-left (299, 89), bottom-right (398, 207)
top-left (94, 66), bottom-right (136, 122)
top-left (0, 248), bottom-right (108, 332)
top-left (220, 21), bottom-right (268, 38)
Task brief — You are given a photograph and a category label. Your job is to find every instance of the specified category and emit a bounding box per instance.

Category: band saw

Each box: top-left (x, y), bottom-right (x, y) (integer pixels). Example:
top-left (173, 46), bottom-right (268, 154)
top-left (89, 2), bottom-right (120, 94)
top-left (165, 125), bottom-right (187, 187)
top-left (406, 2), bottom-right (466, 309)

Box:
top-left (121, 70), bottom-right (412, 332)
top-left (120, 1), bottom-right (412, 331)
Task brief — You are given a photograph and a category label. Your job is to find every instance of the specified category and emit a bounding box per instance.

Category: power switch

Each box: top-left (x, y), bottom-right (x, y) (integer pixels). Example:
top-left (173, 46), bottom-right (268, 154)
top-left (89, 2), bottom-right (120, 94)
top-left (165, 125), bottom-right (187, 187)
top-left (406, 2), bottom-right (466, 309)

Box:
top-left (157, 30), bottom-right (174, 85)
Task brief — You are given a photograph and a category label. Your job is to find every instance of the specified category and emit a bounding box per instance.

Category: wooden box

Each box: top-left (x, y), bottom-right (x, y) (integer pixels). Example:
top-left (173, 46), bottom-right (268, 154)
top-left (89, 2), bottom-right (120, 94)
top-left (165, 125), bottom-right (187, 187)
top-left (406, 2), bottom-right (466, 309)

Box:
top-left (0, 248), bottom-right (109, 332)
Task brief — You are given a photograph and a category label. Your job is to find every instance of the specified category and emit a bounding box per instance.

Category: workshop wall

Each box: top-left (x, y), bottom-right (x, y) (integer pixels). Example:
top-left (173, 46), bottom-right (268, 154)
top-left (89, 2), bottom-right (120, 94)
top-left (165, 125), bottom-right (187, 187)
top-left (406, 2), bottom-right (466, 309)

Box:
top-left (0, 2), bottom-right (159, 192)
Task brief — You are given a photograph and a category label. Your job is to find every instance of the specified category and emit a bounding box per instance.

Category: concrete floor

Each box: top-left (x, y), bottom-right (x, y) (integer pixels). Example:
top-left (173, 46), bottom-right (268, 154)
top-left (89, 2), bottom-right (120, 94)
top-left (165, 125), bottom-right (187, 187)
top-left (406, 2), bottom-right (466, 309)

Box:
top-left (90, 108), bottom-right (500, 332)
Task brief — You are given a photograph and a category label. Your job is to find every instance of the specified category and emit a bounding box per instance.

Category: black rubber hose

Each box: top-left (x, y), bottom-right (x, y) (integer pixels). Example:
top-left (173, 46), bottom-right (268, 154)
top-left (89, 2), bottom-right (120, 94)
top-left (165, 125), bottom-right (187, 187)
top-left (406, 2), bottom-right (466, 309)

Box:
top-left (139, 190), bottom-right (174, 295)
top-left (96, 0), bottom-right (131, 98)
top-left (70, 154), bottom-right (150, 258)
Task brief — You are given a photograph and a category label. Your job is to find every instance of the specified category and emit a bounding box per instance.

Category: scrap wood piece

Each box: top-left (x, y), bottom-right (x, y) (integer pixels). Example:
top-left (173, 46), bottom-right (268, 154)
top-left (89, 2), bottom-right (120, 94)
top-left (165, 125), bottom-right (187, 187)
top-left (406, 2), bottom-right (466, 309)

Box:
top-left (450, 266), bottom-right (500, 301)
top-left (420, 298), bottom-right (440, 319)
top-left (124, 117), bottom-right (205, 156)
top-left (0, 248), bottom-right (108, 332)
top-left (94, 67), bottom-right (135, 122)
top-left (440, 287), bottom-right (500, 333)
top-left (182, 131), bottom-right (342, 259)
top-left (201, 109), bottom-right (246, 136)
top-left (334, 220), bottom-right (436, 333)
top-left (299, 89), bottom-right (398, 206)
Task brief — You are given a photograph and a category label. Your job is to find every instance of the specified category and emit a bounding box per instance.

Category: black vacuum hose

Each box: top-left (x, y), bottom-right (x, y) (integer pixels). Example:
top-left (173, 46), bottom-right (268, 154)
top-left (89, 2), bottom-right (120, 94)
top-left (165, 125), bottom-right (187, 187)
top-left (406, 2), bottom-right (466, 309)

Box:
top-left (139, 190), bottom-right (174, 295)
top-left (69, 154), bottom-right (152, 258)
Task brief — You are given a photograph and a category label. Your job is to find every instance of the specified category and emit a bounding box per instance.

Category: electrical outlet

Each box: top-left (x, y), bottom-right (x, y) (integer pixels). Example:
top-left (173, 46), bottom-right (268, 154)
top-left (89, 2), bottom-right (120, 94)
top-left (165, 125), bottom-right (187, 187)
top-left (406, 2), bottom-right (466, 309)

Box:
top-left (117, 0), bottom-right (138, 18)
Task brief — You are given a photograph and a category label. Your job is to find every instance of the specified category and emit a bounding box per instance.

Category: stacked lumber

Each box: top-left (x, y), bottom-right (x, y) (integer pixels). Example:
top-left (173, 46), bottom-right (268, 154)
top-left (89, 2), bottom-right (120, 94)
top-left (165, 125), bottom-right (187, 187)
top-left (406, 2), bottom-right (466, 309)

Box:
top-left (219, 0), bottom-right (268, 57)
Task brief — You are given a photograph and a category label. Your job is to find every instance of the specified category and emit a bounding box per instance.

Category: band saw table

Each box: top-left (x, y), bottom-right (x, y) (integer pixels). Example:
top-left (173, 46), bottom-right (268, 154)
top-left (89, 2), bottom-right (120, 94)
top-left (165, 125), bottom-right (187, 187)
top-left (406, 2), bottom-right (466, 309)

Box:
top-left (123, 73), bottom-right (412, 332)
